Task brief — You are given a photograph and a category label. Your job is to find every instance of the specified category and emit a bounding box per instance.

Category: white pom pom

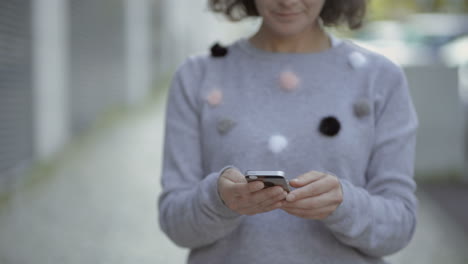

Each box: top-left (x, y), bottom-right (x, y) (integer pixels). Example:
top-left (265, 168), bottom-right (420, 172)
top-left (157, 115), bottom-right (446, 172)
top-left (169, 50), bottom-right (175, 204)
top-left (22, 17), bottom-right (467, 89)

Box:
top-left (268, 135), bottom-right (288, 154)
top-left (348, 52), bottom-right (367, 69)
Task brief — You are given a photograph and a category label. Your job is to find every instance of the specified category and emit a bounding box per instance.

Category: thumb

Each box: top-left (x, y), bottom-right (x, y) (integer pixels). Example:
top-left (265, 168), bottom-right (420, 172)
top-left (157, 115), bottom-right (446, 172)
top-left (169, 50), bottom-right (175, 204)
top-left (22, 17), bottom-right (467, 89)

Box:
top-left (221, 167), bottom-right (245, 183)
top-left (289, 178), bottom-right (304, 188)
top-left (289, 171), bottom-right (324, 187)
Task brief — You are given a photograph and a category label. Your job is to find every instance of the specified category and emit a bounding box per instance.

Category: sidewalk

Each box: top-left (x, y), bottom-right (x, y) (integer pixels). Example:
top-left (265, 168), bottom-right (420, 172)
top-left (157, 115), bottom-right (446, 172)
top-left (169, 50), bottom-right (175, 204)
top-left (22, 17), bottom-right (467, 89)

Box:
top-left (0, 93), bottom-right (467, 263)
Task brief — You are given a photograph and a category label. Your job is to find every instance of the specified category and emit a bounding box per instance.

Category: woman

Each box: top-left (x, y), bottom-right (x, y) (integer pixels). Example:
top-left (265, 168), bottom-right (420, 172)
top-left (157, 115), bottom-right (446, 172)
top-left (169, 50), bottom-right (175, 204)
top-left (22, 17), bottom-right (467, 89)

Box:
top-left (159, 0), bottom-right (419, 263)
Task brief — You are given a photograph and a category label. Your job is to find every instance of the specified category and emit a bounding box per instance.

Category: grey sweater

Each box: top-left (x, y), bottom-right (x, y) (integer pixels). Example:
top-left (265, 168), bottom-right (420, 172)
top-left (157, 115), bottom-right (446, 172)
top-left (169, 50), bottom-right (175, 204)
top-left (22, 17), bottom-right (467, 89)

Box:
top-left (159, 38), bottom-right (418, 264)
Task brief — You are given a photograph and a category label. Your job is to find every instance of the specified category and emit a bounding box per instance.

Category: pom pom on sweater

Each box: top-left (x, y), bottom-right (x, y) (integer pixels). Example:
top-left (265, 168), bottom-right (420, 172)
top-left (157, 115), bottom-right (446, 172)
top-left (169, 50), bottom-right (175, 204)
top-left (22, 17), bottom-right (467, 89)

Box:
top-left (348, 52), bottom-right (367, 69)
top-left (319, 116), bottom-right (341, 137)
top-left (268, 134), bottom-right (288, 154)
top-left (279, 71), bottom-right (300, 92)
top-left (217, 118), bottom-right (236, 135)
top-left (206, 89), bottom-right (223, 107)
top-left (353, 100), bottom-right (371, 118)
top-left (210, 43), bottom-right (228, 57)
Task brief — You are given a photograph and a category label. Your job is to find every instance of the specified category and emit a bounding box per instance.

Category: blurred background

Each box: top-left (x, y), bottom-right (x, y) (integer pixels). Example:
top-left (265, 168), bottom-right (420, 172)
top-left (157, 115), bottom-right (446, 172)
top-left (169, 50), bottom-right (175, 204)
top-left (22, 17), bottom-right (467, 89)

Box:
top-left (0, 0), bottom-right (467, 263)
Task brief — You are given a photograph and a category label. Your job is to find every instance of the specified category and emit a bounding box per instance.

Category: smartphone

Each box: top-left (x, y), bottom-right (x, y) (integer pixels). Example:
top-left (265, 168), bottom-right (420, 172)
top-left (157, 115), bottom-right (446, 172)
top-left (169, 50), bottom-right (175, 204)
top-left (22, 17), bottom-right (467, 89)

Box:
top-left (244, 170), bottom-right (291, 192)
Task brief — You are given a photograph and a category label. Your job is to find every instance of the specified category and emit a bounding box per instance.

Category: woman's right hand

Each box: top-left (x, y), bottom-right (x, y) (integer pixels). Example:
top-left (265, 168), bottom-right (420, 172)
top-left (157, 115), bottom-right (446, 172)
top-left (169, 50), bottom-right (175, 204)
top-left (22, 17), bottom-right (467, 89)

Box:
top-left (218, 168), bottom-right (287, 215)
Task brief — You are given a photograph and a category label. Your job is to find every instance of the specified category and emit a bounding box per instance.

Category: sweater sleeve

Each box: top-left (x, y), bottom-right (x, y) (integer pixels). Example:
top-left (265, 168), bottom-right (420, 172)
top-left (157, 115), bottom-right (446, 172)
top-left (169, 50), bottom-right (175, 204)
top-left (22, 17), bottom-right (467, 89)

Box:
top-left (322, 59), bottom-right (419, 257)
top-left (158, 58), bottom-right (242, 249)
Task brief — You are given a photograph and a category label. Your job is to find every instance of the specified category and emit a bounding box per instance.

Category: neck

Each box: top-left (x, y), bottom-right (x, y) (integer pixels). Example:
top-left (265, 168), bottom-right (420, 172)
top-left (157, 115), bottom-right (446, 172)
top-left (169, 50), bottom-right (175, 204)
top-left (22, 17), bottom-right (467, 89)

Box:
top-left (249, 22), bottom-right (330, 53)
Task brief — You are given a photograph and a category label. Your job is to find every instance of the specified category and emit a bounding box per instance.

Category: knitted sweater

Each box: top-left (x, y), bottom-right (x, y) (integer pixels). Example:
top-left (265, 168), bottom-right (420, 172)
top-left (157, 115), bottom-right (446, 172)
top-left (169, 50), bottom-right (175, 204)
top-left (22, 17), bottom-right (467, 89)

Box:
top-left (158, 37), bottom-right (418, 264)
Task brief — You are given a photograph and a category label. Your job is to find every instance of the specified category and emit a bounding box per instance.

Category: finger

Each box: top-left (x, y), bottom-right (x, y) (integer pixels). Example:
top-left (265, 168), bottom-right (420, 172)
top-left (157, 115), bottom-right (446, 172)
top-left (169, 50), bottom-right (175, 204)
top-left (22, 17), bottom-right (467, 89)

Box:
top-left (219, 169), bottom-right (248, 196)
top-left (225, 180), bottom-right (263, 197)
top-left (244, 189), bottom-right (287, 214)
top-left (247, 181), bottom-right (265, 193)
top-left (250, 186), bottom-right (285, 205)
top-left (289, 171), bottom-right (326, 188)
top-left (221, 168), bottom-right (246, 183)
top-left (256, 190), bottom-right (287, 209)
top-left (283, 190), bottom-right (341, 210)
top-left (286, 174), bottom-right (339, 202)
top-left (224, 182), bottom-right (250, 196)
top-left (236, 186), bottom-right (285, 211)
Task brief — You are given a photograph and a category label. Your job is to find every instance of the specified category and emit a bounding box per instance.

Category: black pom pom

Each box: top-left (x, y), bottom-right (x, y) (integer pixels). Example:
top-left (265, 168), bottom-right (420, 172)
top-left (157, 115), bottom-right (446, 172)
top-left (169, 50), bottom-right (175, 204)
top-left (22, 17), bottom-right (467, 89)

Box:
top-left (319, 116), bottom-right (341, 137)
top-left (217, 118), bottom-right (236, 135)
top-left (210, 43), bottom-right (228, 57)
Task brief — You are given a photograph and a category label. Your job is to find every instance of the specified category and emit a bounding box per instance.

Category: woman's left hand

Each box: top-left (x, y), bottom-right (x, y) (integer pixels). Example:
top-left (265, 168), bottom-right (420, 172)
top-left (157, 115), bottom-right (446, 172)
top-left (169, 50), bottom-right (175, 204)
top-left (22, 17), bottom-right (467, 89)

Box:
top-left (282, 171), bottom-right (343, 220)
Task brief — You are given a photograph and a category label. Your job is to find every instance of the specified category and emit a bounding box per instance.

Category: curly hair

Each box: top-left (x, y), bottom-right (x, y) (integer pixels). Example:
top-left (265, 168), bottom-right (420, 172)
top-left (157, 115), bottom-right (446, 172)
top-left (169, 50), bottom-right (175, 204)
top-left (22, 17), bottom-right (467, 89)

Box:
top-left (208, 0), bottom-right (367, 29)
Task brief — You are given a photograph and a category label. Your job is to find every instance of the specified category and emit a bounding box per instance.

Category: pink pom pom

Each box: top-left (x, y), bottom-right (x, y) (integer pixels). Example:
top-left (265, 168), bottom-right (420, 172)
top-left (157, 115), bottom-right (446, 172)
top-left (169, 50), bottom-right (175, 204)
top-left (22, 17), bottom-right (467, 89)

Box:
top-left (279, 71), bottom-right (300, 92)
top-left (206, 89), bottom-right (223, 107)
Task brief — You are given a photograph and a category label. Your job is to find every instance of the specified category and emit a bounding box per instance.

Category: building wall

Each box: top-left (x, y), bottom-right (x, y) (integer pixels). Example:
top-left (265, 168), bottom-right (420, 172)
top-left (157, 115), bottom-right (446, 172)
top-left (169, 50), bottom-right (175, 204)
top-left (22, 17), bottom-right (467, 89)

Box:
top-left (32, 0), bottom-right (70, 166)
top-left (0, 0), bottom-right (33, 191)
top-left (68, 0), bottom-right (127, 135)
